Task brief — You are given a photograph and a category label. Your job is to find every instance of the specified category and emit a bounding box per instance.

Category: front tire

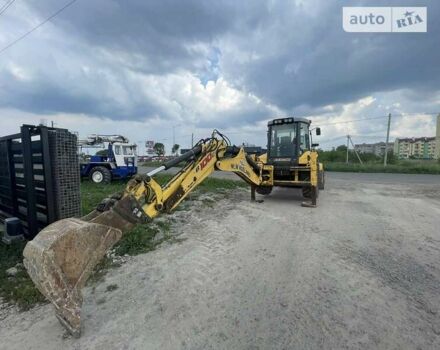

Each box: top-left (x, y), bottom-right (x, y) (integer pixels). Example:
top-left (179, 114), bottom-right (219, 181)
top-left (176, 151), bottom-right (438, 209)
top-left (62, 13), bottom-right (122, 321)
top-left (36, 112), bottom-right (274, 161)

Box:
top-left (89, 166), bottom-right (112, 184)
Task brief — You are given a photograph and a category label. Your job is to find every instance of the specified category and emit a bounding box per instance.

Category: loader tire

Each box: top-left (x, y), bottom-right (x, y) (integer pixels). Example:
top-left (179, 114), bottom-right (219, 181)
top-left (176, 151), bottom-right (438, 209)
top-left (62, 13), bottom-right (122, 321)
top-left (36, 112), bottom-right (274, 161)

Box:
top-left (318, 171), bottom-right (325, 190)
top-left (256, 186), bottom-right (272, 195)
top-left (89, 166), bottom-right (111, 184)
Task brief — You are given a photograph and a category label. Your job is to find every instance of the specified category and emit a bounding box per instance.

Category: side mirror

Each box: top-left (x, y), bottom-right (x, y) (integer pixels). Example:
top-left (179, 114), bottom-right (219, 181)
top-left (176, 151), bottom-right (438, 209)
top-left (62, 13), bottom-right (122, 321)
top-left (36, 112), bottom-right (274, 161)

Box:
top-left (312, 143), bottom-right (319, 148)
top-left (316, 127), bottom-right (321, 136)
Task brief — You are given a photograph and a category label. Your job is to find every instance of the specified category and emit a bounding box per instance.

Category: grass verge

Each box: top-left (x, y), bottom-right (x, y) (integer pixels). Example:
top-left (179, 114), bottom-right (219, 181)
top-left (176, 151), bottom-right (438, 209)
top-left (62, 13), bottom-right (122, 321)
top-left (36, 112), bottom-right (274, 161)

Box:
top-left (324, 161), bottom-right (440, 174)
top-left (0, 236), bottom-right (46, 309)
top-left (1, 174), bottom-right (245, 308)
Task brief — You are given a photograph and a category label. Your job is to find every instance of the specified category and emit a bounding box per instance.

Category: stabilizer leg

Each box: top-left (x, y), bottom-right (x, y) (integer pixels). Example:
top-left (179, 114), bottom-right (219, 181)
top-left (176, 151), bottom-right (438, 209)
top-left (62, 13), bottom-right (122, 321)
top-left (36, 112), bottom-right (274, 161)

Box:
top-left (301, 186), bottom-right (318, 208)
top-left (251, 185), bottom-right (256, 201)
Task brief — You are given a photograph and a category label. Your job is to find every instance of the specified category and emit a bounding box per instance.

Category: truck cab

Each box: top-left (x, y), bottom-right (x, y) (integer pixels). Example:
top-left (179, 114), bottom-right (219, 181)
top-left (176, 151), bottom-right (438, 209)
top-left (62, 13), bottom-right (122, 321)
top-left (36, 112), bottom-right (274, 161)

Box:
top-left (81, 141), bottom-right (138, 184)
top-left (111, 142), bottom-right (138, 169)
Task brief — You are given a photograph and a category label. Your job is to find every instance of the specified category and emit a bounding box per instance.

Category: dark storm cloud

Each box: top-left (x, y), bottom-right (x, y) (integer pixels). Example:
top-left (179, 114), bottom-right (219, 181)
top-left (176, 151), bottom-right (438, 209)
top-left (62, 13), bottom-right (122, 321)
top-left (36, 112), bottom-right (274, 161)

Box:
top-left (0, 54), bottom-right (161, 119)
top-left (221, 0), bottom-right (440, 113)
top-left (26, 0), bottom-right (264, 74)
top-left (0, 0), bottom-right (439, 124)
top-left (0, 0), bottom-right (270, 120)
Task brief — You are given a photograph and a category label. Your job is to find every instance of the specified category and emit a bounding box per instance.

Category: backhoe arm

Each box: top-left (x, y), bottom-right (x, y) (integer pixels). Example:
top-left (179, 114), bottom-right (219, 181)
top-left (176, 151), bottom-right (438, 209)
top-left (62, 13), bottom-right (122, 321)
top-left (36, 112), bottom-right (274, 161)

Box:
top-left (23, 130), bottom-right (263, 337)
top-left (127, 134), bottom-right (263, 218)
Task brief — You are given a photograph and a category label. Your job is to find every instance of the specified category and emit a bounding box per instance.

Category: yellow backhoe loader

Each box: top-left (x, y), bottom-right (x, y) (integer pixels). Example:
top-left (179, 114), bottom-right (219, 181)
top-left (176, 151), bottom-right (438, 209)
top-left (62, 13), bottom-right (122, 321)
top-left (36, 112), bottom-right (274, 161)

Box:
top-left (23, 117), bottom-right (323, 336)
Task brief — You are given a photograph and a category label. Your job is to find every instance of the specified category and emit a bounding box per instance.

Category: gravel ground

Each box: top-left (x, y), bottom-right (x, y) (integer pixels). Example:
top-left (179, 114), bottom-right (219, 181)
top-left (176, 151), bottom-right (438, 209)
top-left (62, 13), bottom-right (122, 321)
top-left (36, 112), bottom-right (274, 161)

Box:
top-left (1, 173), bottom-right (439, 350)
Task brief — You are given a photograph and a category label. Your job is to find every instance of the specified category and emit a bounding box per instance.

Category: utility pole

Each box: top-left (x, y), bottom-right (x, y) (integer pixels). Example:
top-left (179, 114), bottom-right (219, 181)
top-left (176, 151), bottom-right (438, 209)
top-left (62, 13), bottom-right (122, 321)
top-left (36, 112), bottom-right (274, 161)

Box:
top-left (384, 113), bottom-right (392, 166)
top-left (191, 133), bottom-right (194, 148)
top-left (348, 135), bottom-right (363, 165)
top-left (346, 135), bottom-right (350, 164)
top-left (172, 124), bottom-right (181, 149)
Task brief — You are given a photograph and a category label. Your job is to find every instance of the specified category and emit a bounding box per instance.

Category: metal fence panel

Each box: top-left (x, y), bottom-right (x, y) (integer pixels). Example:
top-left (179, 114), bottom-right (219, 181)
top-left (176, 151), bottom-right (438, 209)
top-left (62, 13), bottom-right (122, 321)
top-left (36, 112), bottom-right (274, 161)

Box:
top-left (0, 125), bottom-right (81, 239)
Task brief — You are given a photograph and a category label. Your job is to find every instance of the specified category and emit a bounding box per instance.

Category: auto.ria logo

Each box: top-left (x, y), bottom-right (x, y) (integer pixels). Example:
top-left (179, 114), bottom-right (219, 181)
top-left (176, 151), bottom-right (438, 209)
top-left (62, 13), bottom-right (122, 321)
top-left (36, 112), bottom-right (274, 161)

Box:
top-left (343, 7), bottom-right (427, 32)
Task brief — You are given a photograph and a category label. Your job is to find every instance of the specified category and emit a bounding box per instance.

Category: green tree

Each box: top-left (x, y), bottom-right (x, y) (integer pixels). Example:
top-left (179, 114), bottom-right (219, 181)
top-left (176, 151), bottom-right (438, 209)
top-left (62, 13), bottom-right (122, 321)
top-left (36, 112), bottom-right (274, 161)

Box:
top-left (336, 144), bottom-right (347, 152)
top-left (172, 144), bottom-right (180, 156)
top-left (385, 151), bottom-right (398, 164)
top-left (153, 143), bottom-right (165, 157)
top-left (95, 149), bottom-right (108, 157)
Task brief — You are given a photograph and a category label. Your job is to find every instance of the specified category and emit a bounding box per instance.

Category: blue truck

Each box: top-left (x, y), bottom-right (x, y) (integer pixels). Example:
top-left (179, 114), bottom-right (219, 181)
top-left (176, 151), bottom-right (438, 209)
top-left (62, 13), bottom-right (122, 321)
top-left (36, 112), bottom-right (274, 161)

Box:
top-left (79, 134), bottom-right (138, 183)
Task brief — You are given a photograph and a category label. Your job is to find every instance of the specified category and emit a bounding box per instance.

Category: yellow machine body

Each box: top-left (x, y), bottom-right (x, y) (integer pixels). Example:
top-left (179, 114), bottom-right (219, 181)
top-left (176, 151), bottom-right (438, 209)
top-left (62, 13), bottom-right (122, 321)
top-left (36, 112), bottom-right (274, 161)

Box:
top-left (23, 123), bottom-right (324, 337)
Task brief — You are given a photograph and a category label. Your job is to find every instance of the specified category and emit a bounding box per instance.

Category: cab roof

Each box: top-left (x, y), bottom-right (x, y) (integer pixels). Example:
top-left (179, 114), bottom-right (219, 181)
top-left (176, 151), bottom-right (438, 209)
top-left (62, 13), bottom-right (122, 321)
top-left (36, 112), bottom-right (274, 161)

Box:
top-left (267, 117), bottom-right (311, 126)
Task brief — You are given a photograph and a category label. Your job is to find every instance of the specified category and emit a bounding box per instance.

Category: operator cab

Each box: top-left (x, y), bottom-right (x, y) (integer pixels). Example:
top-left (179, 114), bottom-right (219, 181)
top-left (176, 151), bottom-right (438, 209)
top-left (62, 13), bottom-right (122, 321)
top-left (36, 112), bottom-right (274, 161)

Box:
top-left (113, 143), bottom-right (138, 168)
top-left (267, 117), bottom-right (320, 165)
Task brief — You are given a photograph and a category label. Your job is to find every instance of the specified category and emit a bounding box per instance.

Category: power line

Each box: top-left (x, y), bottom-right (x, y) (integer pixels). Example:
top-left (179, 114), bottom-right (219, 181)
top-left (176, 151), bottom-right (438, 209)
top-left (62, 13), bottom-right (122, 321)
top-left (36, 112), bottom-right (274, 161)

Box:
top-left (319, 136), bottom-right (347, 144)
top-left (314, 112), bottom-right (439, 127)
top-left (160, 111), bottom-right (439, 146)
top-left (0, 0), bottom-right (79, 56)
top-left (317, 116), bottom-right (386, 126)
top-left (393, 112), bottom-right (439, 117)
top-left (0, 0), bottom-right (16, 16)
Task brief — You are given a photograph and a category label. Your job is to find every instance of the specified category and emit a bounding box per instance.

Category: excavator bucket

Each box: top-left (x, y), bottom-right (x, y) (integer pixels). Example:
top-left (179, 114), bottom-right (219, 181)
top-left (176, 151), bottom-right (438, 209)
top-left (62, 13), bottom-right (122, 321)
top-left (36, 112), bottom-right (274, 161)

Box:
top-left (23, 195), bottom-right (142, 337)
top-left (23, 218), bottom-right (122, 336)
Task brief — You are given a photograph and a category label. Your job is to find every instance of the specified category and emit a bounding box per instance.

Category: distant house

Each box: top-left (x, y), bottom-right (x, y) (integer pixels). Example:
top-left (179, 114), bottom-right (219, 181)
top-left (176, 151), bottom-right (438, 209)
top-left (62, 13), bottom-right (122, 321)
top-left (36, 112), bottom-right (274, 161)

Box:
top-left (354, 142), bottom-right (393, 157)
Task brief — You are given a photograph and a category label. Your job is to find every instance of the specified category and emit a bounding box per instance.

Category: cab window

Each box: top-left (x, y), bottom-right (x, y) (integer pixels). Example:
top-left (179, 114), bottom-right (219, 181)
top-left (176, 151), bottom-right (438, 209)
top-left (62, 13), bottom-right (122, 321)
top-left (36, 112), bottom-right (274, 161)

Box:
top-left (114, 145), bottom-right (121, 155)
top-left (122, 146), bottom-right (134, 155)
top-left (269, 124), bottom-right (297, 158)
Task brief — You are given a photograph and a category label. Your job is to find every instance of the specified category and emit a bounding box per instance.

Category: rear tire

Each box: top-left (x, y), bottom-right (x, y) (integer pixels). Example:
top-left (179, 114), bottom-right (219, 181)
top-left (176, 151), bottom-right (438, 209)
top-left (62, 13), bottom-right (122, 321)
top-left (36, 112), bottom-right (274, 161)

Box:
top-left (256, 186), bottom-right (273, 195)
top-left (89, 166), bottom-right (111, 184)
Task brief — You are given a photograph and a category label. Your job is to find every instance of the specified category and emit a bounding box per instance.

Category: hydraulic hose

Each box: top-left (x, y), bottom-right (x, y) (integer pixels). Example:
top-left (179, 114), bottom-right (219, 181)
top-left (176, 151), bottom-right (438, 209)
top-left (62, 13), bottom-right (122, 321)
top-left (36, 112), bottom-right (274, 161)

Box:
top-left (245, 154), bottom-right (261, 174)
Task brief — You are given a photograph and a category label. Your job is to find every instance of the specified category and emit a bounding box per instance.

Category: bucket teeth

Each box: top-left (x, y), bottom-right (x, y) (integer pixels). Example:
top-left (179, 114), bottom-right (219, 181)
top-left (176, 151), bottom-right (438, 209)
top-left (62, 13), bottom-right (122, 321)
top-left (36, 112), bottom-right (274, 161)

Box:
top-left (23, 218), bottom-right (123, 337)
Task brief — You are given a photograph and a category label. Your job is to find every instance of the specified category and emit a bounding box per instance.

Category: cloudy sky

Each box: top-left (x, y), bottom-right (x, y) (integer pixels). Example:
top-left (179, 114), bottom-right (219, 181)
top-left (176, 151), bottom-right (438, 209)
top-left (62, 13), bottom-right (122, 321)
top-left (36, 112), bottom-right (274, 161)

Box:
top-left (1, 0), bottom-right (439, 153)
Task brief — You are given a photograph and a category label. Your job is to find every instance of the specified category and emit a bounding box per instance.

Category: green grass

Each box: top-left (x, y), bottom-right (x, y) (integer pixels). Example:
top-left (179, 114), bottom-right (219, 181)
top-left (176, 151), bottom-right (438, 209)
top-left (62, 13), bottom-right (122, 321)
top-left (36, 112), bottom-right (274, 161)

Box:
top-left (114, 223), bottom-right (168, 256)
top-left (81, 181), bottom-right (127, 214)
top-left (1, 174), bottom-right (244, 308)
top-left (140, 161), bottom-right (164, 167)
top-left (80, 174), bottom-right (173, 214)
top-left (0, 236), bottom-right (46, 309)
top-left (324, 161), bottom-right (440, 174)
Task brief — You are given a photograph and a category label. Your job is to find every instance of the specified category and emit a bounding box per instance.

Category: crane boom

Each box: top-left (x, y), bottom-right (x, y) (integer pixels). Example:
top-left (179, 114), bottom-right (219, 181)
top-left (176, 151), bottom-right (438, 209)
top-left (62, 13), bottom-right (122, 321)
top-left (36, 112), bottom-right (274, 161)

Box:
top-left (78, 134), bottom-right (130, 146)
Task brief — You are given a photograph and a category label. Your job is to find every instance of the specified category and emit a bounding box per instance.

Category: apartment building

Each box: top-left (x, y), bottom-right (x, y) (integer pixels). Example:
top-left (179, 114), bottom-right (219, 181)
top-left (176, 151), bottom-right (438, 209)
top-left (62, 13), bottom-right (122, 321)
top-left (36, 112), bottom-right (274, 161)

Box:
top-left (437, 114), bottom-right (440, 159)
top-left (393, 137), bottom-right (437, 159)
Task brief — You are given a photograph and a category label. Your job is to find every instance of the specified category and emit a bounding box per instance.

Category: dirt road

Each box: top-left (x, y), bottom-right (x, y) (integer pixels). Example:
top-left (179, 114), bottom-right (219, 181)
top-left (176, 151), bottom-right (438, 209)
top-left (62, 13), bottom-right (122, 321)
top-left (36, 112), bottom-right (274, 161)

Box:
top-left (1, 173), bottom-right (440, 349)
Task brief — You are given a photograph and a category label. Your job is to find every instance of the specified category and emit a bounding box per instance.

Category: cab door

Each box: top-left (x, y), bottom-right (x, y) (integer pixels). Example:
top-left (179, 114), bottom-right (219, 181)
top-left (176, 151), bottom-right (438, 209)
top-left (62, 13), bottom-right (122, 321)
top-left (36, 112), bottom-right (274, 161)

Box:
top-left (299, 122), bottom-right (311, 154)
